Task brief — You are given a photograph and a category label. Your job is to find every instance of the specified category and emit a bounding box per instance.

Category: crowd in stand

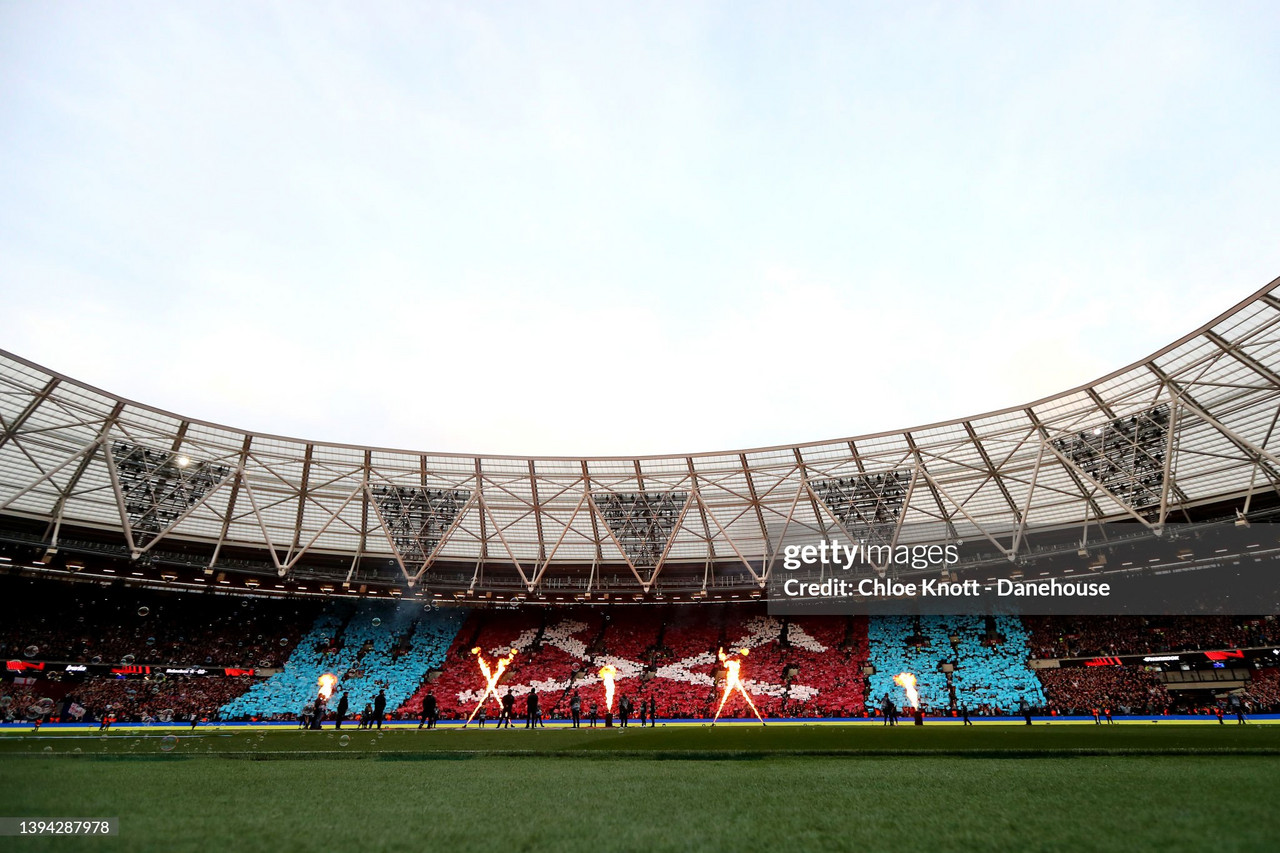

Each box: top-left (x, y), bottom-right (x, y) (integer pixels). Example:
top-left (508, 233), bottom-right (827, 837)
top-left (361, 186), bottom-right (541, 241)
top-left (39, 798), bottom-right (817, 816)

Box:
top-left (1025, 615), bottom-right (1276, 659)
top-left (0, 575), bottom-right (320, 669)
top-left (1037, 666), bottom-right (1171, 714)
top-left (1245, 667), bottom-right (1280, 711)
top-left (63, 675), bottom-right (255, 723)
top-left (4, 571), bottom-right (1279, 724)
top-left (221, 601), bottom-right (464, 721)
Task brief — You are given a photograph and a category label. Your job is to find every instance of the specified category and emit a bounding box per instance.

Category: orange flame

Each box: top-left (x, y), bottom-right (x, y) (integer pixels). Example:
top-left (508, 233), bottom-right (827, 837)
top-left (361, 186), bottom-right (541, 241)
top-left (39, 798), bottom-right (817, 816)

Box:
top-left (894, 672), bottom-right (920, 710)
top-left (317, 673), bottom-right (337, 703)
top-left (713, 647), bottom-right (765, 725)
top-left (464, 647), bottom-right (518, 725)
top-left (598, 665), bottom-right (617, 712)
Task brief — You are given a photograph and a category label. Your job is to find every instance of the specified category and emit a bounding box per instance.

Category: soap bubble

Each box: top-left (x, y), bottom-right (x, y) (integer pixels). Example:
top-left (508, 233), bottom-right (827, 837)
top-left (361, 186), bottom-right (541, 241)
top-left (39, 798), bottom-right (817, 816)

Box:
top-left (339, 734), bottom-right (350, 747)
top-left (159, 735), bottom-right (178, 752)
top-left (137, 606), bottom-right (150, 617)
top-left (24, 645), bottom-right (39, 658)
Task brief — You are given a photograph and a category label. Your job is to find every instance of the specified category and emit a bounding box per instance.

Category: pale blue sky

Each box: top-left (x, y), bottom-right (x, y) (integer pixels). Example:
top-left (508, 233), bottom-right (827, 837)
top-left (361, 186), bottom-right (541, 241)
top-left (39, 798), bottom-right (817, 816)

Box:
top-left (2, 2), bottom-right (1278, 456)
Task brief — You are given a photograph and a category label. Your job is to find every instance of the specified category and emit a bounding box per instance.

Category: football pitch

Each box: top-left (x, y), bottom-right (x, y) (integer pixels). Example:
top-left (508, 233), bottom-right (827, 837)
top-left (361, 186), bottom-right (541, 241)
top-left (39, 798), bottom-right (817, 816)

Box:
top-left (2, 723), bottom-right (1278, 852)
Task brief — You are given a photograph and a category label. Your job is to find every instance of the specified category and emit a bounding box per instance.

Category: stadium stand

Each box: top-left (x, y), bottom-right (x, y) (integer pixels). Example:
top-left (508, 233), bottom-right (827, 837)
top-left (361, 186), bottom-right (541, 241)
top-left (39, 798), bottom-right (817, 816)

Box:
top-left (867, 616), bottom-right (1045, 715)
top-left (219, 602), bottom-right (465, 721)
top-left (1246, 666), bottom-right (1280, 712)
top-left (0, 575), bottom-right (319, 669)
top-left (1025, 615), bottom-right (1276, 659)
top-left (1036, 666), bottom-right (1170, 714)
top-left (2, 570), bottom-right (1274, 724)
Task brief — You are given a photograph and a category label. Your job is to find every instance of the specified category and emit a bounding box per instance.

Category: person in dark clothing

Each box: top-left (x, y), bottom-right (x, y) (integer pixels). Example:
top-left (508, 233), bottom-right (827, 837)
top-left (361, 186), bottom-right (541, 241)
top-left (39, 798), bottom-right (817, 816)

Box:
top-left (588, 701), bottom-right (598, 728)
top-left (419, 691), bottom-right (438, 729)
top-left (960, 702), bottom-right (972, 726)
top-left (525, 689), bottom-right (540, 729)
top-left (310, 694), bottom-right (326, 730)
top-left (648, 696), bottom-right (657, 727)
top-left (499, 688), bottom-right (515, 728)
top-left (1019, 697), bottom-right (1033, 726)
top-left (881, 694), bottom-right (896, 726)
top-left (374, 690), bottom-right (387, 730)
top-left (569, 690), bottom-right (582, 728)
top-left (638, 697), bottom-right (647, 727)
top-left (618, 695), bottom-right (630, 729)
top-left (336, 691), bottom-right (350, 730)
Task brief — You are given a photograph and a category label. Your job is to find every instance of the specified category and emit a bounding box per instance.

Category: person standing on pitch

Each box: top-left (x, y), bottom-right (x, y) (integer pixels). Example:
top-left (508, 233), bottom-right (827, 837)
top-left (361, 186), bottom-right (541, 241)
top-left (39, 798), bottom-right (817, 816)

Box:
top-left (310, 694), bottom-right (326, 730)
top-left (336, 691), bottom-right (349, 730)
top-left (1231, 693), bottom-right (1247, 724)
top-left (419, 691), bottom-right (438, 730)
top-left (525, 688), bottom-right (540, 729)
top-left (589, 700), bottom-right (598, 728)
top-left (570, 689), bottom-right (582, 728)
top-left (648, 695), bottom-right (657, 727)
top-left (1019, 697), bottom-right (1032, 726)
top-left (960, 701), bottom-right (972, 726)
top-left (374, 689), bottom-right (387, 730)
top-left (499, 687), bottom-right (515, 728)
top-left (618, 694), bottom-right (631, 729)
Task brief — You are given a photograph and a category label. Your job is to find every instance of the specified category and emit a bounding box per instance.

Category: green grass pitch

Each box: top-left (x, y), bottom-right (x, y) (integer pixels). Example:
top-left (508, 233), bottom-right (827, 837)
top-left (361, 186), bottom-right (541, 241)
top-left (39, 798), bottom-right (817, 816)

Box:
top-left (2, 724), bottom-right (1278, 852)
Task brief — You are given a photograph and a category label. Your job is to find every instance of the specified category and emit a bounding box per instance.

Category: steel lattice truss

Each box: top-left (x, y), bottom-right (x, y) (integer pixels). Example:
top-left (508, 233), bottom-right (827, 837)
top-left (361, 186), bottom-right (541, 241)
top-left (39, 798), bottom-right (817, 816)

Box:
top-left (1050, 404), bottom-right (1170, 512)
top-left (110, 440), bottom-right (231, 549)
top-left (593, 491), bottom-right (688, 570)
top-left (811, 470), bottom-right (913, 547)
top-left (370, 485), bottom-right (470, 570)
top-left (2, 277), bottom-right (1280, 593)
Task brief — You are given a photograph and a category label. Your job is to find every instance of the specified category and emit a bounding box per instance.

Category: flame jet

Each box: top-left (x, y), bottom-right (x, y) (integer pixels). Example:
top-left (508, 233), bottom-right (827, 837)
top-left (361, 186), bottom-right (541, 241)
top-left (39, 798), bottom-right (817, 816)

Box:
top-left (712, 648), bottom-right (766, 725)
top-left (317, 673), bottom-right (337, 703)
top-left (598, 665), bottom-right (618, 712)
top-left (464, 647), bottom-right (518, 726)
top-left (894, 672), bottom-right (920, 711)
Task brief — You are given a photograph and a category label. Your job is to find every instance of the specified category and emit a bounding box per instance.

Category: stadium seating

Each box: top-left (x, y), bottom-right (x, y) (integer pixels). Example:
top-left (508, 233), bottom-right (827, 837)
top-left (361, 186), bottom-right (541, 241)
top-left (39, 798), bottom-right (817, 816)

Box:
top-left (1025, 615), bottom-right (1275, 659)
top-left (0, 575), bottom-right (319, 669)
top-left (867, 616), bottom-right (1044, 714)
top-left (1036, 666), bottom-right (1169, 714)
top-left (396, 606), bottom-right (872, 720)
top-left (219, 602), bottom-right (465, 720)
top-left (1245, 666), bottom-right (1280, 712)
top-left (3, 568), bottom-right (1270, 724)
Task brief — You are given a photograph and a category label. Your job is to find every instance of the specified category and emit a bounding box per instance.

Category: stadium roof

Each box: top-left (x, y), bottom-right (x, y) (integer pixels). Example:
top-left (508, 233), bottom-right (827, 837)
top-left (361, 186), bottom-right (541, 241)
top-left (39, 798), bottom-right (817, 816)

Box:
top-left (2, 276), bottom-right (1279, 596)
